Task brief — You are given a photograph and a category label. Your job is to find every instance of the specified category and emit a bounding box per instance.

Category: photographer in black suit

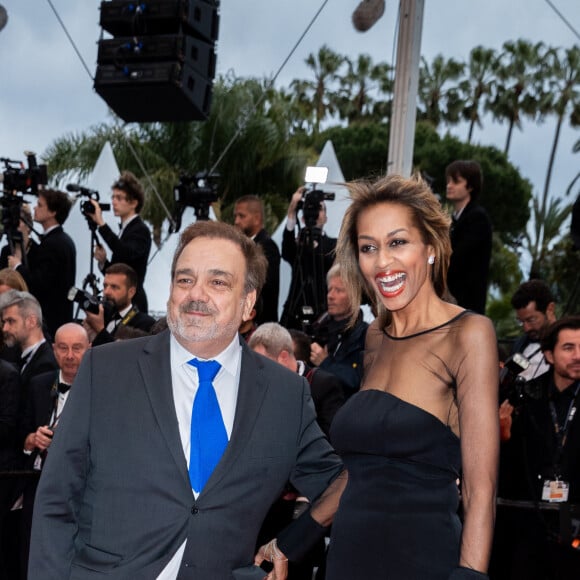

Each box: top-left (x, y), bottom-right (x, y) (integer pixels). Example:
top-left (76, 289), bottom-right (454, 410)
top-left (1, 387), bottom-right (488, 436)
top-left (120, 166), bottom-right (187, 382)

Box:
top-left (87, 171), bottom-right (152, 313)
top-left (8, 190), bottom-right (76, 338)
top-left (83, 263), bottom-right (155, 347)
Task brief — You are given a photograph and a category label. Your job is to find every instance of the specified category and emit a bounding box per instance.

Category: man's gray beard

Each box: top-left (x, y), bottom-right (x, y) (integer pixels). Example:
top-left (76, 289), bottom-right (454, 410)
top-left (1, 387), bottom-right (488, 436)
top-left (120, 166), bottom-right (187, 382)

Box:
top-left (166, 300), bottom-right (244, 345)
top-left (2, 335), bottom-right (15, 348)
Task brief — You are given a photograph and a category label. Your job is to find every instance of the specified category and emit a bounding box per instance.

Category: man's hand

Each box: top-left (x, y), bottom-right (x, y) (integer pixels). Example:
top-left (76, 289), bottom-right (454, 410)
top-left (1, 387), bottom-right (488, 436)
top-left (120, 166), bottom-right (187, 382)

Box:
top-left (26, 425), bottom-right (54, 452)
top-left (94, 244), bottom-right (107, 268)
top-left (287, 188), bottom-right (305, 218)
top-left (310, 342), bottom-right (328, 367)
top-left (88, 199), bottom-right (106, 227)
top-left (499, 399), bottom-right (515, 442)
top-left (7, 254), bottom-right (21, 269)
top-left (83, 304), bottom-right (106, 335)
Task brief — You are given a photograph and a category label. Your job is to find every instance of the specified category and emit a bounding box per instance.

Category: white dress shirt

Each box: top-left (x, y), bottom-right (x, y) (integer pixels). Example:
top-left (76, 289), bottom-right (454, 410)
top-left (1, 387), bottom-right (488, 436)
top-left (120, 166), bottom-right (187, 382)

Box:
top-left (157, 333), bottom-right (242, 580)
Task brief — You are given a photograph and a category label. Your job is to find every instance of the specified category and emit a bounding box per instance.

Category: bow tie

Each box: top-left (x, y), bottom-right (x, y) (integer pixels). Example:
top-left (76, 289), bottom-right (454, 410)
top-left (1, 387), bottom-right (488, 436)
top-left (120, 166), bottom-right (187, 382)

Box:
top-left (58, 382), bottom-right (71, 394)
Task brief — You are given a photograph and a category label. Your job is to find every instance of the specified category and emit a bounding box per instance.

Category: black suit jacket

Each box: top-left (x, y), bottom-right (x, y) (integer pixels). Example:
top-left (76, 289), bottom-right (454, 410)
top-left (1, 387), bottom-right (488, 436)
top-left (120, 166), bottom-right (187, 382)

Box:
top-left (20, 342), bottom-right (58, 394)
top-left (98, 216), bottom-right (152, 312)
top-left (0, 359), bottom-right (20, 470)
top-left (447, 201), bottom-right (492, 314)
top-left (304, 365), bottom-right (346, 438)
top-left (30, 332), bottom-right (342, 579)
top-left (254, 229), bottom-right (280, 323)
top-left (17, 226), bottom-right (76, 337)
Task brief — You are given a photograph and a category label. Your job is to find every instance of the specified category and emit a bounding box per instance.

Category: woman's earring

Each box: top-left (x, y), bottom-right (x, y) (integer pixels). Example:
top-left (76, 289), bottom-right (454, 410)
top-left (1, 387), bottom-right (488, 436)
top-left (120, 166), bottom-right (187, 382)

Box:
top-left (428, 256), bottom-right (435, 265)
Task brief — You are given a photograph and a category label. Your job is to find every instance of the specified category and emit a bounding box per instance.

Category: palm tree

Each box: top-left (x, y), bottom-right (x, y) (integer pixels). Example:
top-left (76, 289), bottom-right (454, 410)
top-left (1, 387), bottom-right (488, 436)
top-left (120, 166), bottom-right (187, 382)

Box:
top-left (335, 54), bottom-right (393, 124)
top-left (292, 45), bottom-right (346, 133)
top-left (487, 40), bottom-right (549, 156)
top-left (460, 46), bottom-right (497, 143)
top-left (525, 195), bottom-right (573, 278)
top-left (418, 54), bottom-right (465, 128)
top-left (541, 46), bottom-right (580, 206)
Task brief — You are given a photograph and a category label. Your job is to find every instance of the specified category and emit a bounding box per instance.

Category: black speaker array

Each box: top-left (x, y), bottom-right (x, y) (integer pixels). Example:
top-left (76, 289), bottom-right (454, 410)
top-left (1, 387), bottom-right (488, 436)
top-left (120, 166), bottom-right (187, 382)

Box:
top-left (94, 0), bottom-right (220, 122)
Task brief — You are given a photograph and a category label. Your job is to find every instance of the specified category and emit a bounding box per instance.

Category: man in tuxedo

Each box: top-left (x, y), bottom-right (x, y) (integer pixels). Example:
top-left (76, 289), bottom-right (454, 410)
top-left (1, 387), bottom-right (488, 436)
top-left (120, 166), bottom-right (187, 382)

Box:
top-left (30, 220), bottom-right (342, 579)
top-left (18, 323), bottom-right (90, 579)
top-left (0, 290), bottom-right (58, 400)
top-left (234, 195), bottom-right (280, 324)
top-left (281, 188), bottom-right (337, 330)
top-left (83, 262), bottom-right (156, 346)
top-left (445, 160), bottom-right (492, 314)
top-left (88, 171), bottom-right (152, 313)
top-left (9, 189), bottom-right (76, 337)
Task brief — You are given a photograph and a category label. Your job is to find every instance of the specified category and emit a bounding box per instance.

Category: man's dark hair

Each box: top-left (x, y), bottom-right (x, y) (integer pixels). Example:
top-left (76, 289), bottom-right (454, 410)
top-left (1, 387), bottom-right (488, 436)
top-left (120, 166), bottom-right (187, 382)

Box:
top-left (445, 160), bottom-right (483, 201)
top-left (541, 316), bottom-right (580, 353)
top-left (105, 262), bottom-right (139, 290)
top-left (511, 279), bottom-right (555, 313)
top-left (41, 189), bottom-right (72, 225)
top-left (112, 171), bottom-right (145, 213)
top-left (234, 195), bottom-right (264, 224)
top-left (288, 329), bottom-right (312, 362)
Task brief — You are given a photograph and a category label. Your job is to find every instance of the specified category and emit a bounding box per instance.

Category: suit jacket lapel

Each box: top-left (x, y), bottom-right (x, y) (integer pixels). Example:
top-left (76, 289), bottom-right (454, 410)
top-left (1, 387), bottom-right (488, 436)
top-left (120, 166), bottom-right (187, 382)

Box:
top-left (138, 331), bottom-right (190, 489)
top-left (201, 340), bottom-right (269, 497)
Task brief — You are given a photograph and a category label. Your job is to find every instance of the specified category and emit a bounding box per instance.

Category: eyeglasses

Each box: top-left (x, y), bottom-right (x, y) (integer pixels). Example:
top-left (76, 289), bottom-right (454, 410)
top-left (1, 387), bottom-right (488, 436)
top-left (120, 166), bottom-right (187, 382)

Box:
top-left (111, 193), bottom-right (128, 201)
top-left (516, 314), bottom-right (542, 326)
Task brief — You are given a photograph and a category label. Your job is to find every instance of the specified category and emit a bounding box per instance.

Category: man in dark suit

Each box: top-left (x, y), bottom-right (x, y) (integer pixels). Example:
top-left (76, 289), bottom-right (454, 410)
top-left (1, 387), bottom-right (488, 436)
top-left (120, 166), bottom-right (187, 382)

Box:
top-left (0, 358), bottom-right (21, 578)
top-left (30, 220), bottom-right (342, 579)
top-left (234, 195), bottom-right (280, 324)
top-left (83, 262), bottom-right (156, 347)
top-left (9, 189), bottom-right (76, 338)
top-left (0, 290), bottom-right (58, 402)
top-left (281, 188), bottom-right (337, 330)
top-left (88, 171), bottom-right (152, 313)
top-left (18, 323), bottom-right (90, 579)
top-left (445, 160), bottom-right (492, 314)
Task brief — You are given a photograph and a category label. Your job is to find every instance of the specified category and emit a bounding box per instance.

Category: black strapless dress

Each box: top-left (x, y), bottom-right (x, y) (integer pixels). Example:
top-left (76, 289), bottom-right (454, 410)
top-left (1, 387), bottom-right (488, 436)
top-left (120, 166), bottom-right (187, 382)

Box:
top-left (326, 389), bottom-right (462, 580)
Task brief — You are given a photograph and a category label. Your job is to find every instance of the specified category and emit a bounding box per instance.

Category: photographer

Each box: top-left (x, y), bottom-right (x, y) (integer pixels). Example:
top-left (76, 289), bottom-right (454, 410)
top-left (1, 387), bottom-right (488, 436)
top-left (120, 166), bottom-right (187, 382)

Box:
top-left (87, 171), bottom-right (151, 313)
top-left (82, 263), bottom-right (155, 347)
top-left (510, 279), bottom-right (557, 382)
top-left (281, 187), bottom-right (337, 330)
top-left (309, 264), bottom-right (368, 394)
top-left (8, 189), bottom-right (76, 338)
top-left (492, 316), bottom-right (580, 579)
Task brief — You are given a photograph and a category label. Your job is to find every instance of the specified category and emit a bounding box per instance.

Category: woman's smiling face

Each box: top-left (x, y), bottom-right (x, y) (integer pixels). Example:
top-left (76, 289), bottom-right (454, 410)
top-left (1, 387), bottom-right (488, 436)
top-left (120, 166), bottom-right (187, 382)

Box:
top-left (357, 202), bottom-right (434, 312)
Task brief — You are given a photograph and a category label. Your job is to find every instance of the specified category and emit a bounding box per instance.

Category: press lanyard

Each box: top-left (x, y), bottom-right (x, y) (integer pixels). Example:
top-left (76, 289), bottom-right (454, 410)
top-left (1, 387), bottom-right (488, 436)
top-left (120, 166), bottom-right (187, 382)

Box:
top-left (549, 382), bottom-right (580, 474)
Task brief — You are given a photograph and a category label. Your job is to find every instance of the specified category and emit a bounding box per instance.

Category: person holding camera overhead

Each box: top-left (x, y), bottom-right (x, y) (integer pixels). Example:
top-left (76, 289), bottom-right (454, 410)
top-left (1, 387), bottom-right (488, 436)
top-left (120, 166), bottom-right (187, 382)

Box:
top-left (8, 189), bottom-right (76, 338)
top-left (87, 171), bottom-right (152, 314)
top-left (281, 187), bottom-right (337, 330)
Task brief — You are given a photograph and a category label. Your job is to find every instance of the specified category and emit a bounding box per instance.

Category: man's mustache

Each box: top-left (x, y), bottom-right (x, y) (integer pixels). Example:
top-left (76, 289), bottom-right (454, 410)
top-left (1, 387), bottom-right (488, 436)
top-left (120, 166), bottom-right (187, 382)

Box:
top-left (180, 301), bottom-right (215, 315)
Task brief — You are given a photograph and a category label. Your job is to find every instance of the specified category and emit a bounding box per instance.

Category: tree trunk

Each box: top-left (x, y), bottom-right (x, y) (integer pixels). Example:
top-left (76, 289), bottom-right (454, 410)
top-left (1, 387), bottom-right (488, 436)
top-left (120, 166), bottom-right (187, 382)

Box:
top-left (542, 113), bottom-right (564, 215)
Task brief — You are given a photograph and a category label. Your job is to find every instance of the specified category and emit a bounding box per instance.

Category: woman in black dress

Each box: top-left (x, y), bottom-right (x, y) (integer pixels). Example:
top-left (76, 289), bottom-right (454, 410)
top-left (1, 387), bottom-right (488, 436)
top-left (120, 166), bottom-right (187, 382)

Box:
top-left (258, 174), bottom-right (498, 580)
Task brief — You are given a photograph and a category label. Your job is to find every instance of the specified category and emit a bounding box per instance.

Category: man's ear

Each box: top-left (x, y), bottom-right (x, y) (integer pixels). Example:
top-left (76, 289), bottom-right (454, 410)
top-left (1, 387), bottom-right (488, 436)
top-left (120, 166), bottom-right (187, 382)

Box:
top-left (544, 350), bottom-right (554, 366)
top-left (242, 289), bottom-right (257, 322)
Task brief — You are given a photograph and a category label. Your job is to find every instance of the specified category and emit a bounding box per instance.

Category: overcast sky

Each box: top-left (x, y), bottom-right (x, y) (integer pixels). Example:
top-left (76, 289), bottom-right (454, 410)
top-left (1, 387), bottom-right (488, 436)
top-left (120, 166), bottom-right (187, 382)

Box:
top-left (0, 0), bottom-right (579, 202)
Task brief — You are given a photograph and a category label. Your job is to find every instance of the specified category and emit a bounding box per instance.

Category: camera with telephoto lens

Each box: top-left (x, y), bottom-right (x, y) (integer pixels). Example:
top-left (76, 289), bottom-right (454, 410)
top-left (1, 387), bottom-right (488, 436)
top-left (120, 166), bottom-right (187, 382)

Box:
top-left (499, 352), bottom-right (531, 406)
top-left (67, 287), bottom-right (103, 315)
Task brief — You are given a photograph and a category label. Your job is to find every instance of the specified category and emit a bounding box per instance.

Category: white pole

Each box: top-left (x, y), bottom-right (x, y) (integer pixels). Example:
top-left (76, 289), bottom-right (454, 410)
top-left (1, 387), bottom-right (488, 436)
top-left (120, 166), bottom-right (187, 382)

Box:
top-left (387, 0), bottom-right (425, 177)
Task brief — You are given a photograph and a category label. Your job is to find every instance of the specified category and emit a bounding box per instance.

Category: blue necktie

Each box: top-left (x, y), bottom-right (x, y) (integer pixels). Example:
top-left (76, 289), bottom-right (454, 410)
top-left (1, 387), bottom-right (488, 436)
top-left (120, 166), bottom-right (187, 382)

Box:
top-left (187, 358), bottom-right (227, 494)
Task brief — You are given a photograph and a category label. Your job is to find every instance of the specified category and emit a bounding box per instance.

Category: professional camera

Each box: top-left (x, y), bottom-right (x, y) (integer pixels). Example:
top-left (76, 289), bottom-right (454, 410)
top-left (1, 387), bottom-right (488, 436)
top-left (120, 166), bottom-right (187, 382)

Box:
top-left (66, 184), bottom-right (111, 216)
top-left (499, 352), bottom-right (531, 406)
top-left (67, 286), bottom-right (116, 319)
top-left (298, 166), bottom-right (335, 229)
top-left (171, 171), bottom-right (219, 232)
top-left (0, 152), bottom-right (47, 195)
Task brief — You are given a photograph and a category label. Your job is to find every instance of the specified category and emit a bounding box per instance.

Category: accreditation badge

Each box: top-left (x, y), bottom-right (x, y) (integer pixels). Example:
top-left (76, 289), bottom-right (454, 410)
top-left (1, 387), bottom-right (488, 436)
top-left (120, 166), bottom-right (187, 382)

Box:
top-left (541, 479), bottom-right (569, 503)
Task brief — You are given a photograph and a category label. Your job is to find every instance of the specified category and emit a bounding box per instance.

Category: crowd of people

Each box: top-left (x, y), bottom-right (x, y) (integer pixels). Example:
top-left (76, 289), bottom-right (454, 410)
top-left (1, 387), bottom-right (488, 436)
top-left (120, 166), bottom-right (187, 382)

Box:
top-left (0, 164), bottom-right (577, 580)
